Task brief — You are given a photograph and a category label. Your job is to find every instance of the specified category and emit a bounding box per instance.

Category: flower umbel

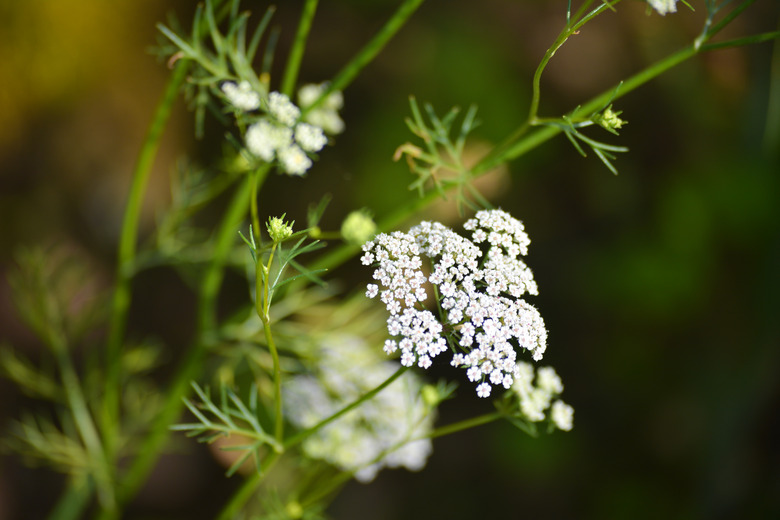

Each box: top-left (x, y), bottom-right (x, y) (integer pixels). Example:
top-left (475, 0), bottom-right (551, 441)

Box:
top-left (362, 209), bottom-right (548, 397)
top-left (219, 82), bottom-right (340, 176)
top-left (284, 335), bottom-right (434, 482)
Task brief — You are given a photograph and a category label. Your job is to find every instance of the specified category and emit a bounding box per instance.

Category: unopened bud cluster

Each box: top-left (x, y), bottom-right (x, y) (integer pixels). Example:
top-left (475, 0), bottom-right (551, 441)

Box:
top-left (341, 210), bottom-right (378, 245)
top-left (594, 107), bottom-right (626, 133)
top-left (361, 209), bottom-right (549, 398)
top-left (266, 216), bottom-right (294, 242)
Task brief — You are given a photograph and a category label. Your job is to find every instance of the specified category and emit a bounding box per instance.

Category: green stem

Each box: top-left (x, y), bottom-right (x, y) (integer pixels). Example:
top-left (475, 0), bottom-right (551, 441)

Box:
top-left (116, 173), bottom-right (258, 506)
top-left (486, 1), bottom-right (620, 170)
top-left (103, 61), bottom-right (189, 455)
top-left (300, 469), bottom-right (350, 508)
top-left (263, 320), bottom-right (283, 442)
top-left (51, 336), bottom-right (116, 515)
top-left (216, 452), bottom-right (279, 520)
top-left (304, 186), bottom-right (437, 277)
top-left (425, 411), bottom-right (503, 440)
top-left (302, 0), bottom-right (425, 114)
top-left (281, 0), bottom-right (319, 97)
top-left (46, 478), bottom-right (93, 520)
top-left (698, 30), bottom-right (780, 52)
top-left (284, 365), bottom-right (408, 449)
top-left (528, 1), bottom-right (620, 123)
top-left (217, 366), bottom-right (408, 516)
top-left (764, 21), bottom-right (780, 155)
top-left (300, 410), bottom-right (503, 508)
top-left (702, 0), bottom-right (757, 49)
top-left (482, 0), bottom-right (765, 171)
top-left (256, 239), bottom-right (283, 442)
top-left (302, 4), bottom-right (776, 281)
top-left (262, 245), bottom-right (276, 322)
top-left (249, 167), bottom-right (263, 247)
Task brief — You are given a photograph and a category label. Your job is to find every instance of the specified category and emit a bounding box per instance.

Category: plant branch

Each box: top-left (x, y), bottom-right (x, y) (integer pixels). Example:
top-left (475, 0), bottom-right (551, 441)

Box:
top-left (116, 173), bottom-right (256, 505)
top-left (103, 61), bottom-right (190, 457)
top-left (281, 0), bottom-right (319, 97)
top-left (284, 365), bottom-right (409, 449)
top-left (302, 0), bottom-right (425, 115)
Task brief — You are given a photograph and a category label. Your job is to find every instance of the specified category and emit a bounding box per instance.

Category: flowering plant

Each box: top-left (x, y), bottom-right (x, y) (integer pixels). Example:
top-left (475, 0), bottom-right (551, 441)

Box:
top-left (1, 0), bottom-right (776, 518)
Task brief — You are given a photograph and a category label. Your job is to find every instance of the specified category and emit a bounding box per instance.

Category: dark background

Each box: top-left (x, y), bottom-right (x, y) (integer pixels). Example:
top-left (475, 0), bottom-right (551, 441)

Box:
top-left (1, 1), bottom-right (778, 518)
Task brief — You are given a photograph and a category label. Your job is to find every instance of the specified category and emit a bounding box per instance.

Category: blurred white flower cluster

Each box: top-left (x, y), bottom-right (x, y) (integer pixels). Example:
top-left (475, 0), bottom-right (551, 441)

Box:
top-left (297, 83), bottom-right (345, 135)
top-left (361, 209), bottom-right (548, 398)
top-left (513, 362), bottom-right (573, 431)
top-left (221, 80), bottom-right (261, 111)
top-left (284, 335), bottom-right (434, 482)
top-left (220, 81), bottom-right (343, 175)
top-left (648, 0), bottom-right (678, 15)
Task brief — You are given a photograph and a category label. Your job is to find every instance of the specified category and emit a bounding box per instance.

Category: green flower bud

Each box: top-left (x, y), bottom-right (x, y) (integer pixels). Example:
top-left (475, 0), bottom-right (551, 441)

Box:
top-left (421, 384), bottom-right (441, 407)
top-left (594, 106), bottom-right (627, 134)
top-left (267, 216), bottom-right (294, 242)
top-left (285, 501), bottom-right (303, 519)
top-left (341, 210), bottom-right (377, 245)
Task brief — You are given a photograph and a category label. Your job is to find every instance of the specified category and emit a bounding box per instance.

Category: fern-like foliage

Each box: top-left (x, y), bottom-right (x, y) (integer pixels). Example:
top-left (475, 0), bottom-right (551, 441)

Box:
top-left (172, 382), bottom-right (282, 476)
top-left (156, 0), bottom-right (277, 137)
top-left (395, 96), bottom-right (488, 214)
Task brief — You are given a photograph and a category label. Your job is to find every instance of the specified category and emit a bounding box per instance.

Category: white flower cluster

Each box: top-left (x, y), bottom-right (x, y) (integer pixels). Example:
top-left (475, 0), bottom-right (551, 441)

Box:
top-left (284, 335), bottom-right (434, 482)
top-left (298, 83), bottom-right (345, 135)
top-left (220, 81), bottom-right (341, 176)
top-left (648, 0), bottom-right (678, 15)
top-left (246, 91), bottom-right (325, 175)
top-left (221, 80), bottom-right (261, 111)
top-left (362, 209), bottom-right (548, 398)
top-left (513, 361), bottom-right (573, 431)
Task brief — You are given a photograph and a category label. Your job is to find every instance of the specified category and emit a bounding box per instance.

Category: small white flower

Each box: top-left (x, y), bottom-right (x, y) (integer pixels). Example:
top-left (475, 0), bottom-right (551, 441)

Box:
top-left (245, 120), bottom-right (292, 161)
top-left (267, 91), bottom-right (301, 126)
top-left (551, 400), bottom-right (574, 431)
top-left (298, 83), bottom-right (324, 108)
top-left (295, 122), bottom-right (327, 152)
top-left (476, 382), bottom-right (491, 398)
top-left (383, 339), bottom-right (398, 354)
top-left (306, 110), bottom-right (345, 135)
top-left (298, 83), bottom-right (345, 135)
top-left (221, 80), bottom-right (261, 111)
top-left (277, 144), bottom-right (312, 176)
top-left (366, 284), bottom-right (379, 298)
top-left (537, 366), bottom-right (563, 394)
top-left (648, 0), bottom-right (678, 15)
top-left (511, 362), bottom-right (572, 429)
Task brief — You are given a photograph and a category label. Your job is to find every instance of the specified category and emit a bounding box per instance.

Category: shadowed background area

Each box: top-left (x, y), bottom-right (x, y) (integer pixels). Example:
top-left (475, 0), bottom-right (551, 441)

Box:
top-left (1, 0), bottom-right (779, 518)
